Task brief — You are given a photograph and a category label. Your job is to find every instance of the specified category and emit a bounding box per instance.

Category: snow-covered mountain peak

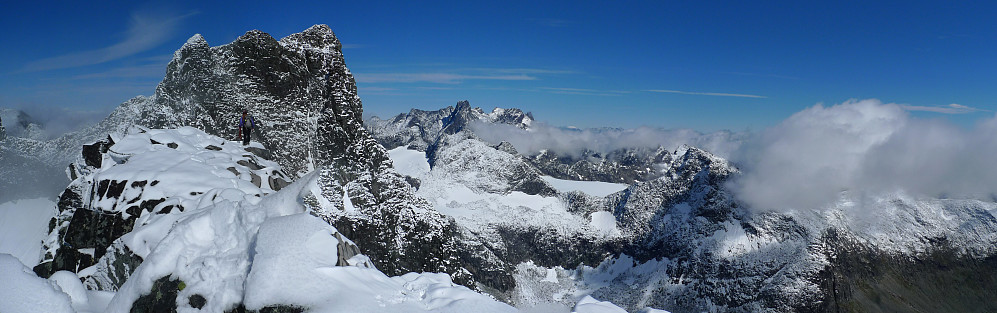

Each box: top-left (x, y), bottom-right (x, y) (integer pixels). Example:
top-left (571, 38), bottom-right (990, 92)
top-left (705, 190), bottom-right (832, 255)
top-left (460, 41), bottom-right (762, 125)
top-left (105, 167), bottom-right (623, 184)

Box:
top-left (173, 34), bottom-right (208, 62)
top-left (234, 29), bottom-right (278, 45)
top-left (184, 33), bottom-right (207, 48)
top-left (486, 107), bottom-right (533, 128)
top-left (281, 24), bottom-right (341, 50)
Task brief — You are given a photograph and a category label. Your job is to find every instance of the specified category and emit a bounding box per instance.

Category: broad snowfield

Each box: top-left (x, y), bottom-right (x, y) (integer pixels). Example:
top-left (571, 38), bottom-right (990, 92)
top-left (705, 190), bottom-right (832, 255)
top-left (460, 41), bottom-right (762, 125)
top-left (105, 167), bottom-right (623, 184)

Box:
top-left (539, 176), bottom-right (628, 198)
top-left (387, 146), bottom-right (432, 178)
top-left (396, 142), bottom-right (625, 242)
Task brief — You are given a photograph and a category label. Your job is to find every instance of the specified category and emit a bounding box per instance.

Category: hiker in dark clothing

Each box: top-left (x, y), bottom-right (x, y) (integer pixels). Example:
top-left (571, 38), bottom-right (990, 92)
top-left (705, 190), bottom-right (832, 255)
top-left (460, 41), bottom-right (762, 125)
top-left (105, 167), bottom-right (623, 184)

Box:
top-left (238, 109), bottom-right (256, 145)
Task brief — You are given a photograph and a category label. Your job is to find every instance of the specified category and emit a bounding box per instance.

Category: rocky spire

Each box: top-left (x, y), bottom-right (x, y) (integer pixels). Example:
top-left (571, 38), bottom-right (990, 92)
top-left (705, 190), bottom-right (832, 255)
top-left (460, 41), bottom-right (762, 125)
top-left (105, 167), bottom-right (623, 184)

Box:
top-left (125, 25), bottom-right (469, 286)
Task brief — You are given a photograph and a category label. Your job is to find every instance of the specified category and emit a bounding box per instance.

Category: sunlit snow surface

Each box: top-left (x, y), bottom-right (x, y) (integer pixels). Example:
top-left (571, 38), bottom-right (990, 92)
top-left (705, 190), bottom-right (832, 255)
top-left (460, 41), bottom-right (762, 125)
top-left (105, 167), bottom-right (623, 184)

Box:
top-left (0, 254), bottom-right (74, 313)
top-left (0, 198), bottom-right (56, 266)
top-left (385, 145), bottom-right (670, 312)
top-left (4, 128), bottom-right (519, 313)
top-left (392, 143), bottom-right (621, 244)
top-left (387, 146), bottom-right (431, 178)
top-left (388, 146), bottom-right (623, 238)
top-left (540, 176), bottom-right (628, 198)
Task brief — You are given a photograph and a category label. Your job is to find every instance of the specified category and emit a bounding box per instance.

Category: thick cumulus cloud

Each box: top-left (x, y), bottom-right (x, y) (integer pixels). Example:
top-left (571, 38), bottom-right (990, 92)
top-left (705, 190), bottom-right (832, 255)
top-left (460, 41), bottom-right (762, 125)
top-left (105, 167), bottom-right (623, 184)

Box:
top-left (730, 99), bottom-right (997, 211)
top-left (468, 121), bottom-right (746, 159)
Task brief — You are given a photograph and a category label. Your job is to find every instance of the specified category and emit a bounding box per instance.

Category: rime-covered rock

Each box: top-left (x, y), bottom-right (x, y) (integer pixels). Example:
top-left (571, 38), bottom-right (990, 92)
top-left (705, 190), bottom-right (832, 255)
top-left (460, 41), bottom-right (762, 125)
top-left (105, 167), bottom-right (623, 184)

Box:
top-left (35, 127), bottom-right (292, 288)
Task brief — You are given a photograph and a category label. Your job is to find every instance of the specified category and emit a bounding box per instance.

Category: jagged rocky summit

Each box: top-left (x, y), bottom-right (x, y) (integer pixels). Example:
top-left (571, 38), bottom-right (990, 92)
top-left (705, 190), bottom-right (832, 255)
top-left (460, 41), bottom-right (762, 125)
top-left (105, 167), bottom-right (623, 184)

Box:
top-left (20, 25), bottom-right (468, 288)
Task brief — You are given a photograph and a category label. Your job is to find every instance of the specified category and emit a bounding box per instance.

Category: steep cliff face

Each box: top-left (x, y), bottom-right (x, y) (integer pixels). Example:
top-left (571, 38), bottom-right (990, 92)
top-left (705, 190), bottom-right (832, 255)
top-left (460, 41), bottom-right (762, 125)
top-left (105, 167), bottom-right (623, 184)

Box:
top-left (13, 25), bottom-right (468, 287)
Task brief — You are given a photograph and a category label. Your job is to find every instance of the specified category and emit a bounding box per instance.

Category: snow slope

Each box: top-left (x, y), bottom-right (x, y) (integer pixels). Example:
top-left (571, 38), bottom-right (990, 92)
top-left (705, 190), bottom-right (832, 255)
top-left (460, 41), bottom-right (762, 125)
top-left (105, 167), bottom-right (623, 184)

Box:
top-left (29, 127), bottom-right (516, 312)
top-left (387, 146), bottom-right (431, 178)
top-left (0, 198), bottom-right (56, 266)
top-left (540, 176), bottom-right (628, 197)
top-left (0, 254), bottom-right (74, 313)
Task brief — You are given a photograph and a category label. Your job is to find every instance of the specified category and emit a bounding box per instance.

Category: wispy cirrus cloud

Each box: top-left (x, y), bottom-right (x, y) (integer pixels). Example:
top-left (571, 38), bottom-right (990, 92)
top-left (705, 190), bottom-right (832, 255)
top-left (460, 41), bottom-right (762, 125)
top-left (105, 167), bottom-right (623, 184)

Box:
top-left (353, 66), bottom-right (574, 84)
top-left (900, 103), bottom-right (987, 114)
top-left (645, 89), bottom-right (767, 98)
top-left (22, 10), bottom-right (196, 72)
top-left (541, 87), bottom-right (631, 96)
top-left (466, 68), bottom-right (576, 75)
top-left (354, 73), bottom-right (537, 84)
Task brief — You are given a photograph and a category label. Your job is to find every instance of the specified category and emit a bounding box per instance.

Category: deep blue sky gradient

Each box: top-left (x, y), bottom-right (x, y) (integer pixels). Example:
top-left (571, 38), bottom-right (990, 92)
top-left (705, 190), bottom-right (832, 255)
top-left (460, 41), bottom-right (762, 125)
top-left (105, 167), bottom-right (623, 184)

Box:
top-left (2, 1), bottom-right (995, 131)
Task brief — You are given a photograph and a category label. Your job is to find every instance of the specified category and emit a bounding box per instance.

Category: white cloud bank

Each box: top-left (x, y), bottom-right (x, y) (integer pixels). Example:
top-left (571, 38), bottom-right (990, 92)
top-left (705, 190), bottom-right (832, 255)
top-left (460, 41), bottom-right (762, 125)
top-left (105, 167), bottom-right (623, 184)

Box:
top-left (469, 121), bottom-right (746, 159)
top-left (471, 98), bottom-right (997, 212)
top-left (730, 99), bottom-right (997, 211)
top-left (900, 103), bottom-right (987, 114)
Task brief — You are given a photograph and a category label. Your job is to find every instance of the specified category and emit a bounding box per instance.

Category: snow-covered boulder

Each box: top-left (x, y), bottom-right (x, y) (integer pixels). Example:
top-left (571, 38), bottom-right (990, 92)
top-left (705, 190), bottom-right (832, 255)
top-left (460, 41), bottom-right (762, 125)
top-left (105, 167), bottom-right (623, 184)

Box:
top-left (34, 127), bottom-right (292, 289)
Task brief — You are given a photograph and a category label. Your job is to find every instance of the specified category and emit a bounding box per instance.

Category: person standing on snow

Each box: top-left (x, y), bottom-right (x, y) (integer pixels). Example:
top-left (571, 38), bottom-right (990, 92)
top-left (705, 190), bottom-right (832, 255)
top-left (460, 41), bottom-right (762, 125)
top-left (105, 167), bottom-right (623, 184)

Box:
top-left (238, 109), bottom-right (257, 145)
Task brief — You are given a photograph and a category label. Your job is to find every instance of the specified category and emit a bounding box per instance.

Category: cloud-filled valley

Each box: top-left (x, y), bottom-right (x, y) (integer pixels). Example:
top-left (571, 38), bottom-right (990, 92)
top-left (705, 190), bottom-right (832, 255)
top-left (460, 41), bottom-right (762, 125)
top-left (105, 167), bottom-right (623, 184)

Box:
top-left (731, 99), bottom-right (997, 211)
top-left (471, 98), bottom-right (997, 212)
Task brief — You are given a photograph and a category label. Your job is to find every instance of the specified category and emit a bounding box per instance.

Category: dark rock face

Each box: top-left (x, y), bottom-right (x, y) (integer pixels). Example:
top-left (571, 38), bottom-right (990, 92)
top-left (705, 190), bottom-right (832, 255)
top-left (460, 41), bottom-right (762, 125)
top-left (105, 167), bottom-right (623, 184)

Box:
top-left (326, 196), bottom-right (471, 285)
top-left (188, 294), bottom-right (207, 309)
top-left (25, 24), bottom-right (471, 300)
top-left (441, 100), bottom-right (476, 135)
top-left (64, 208), bottom-right (135, 259)
top-left (36, 174), bottom-right (152, 278)
top-left (34, 246), bottom-right (95, 278)
top-left (525, 146), bottom-right (674, 184)
top-left (816, 230), bottom-right (997, 313)
top-left (108, 25), bottom-right (469, 283)
top-left (36, 130), bottom-right (292, 292)
top-left (130, 276), bottom-right (182, 313)
top-left (84, 241), bottom-right (143, 291)
top-left (82, 136), bottom-right (114, 168)
top-left (494, 226), bottom-right (616, 269)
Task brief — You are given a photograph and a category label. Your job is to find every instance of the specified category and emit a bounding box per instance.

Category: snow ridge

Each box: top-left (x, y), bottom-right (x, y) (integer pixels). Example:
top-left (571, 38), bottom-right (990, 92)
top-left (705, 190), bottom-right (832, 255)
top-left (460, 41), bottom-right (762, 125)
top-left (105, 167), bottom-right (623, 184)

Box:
top-left (29, 127), bottom-right (515, 312)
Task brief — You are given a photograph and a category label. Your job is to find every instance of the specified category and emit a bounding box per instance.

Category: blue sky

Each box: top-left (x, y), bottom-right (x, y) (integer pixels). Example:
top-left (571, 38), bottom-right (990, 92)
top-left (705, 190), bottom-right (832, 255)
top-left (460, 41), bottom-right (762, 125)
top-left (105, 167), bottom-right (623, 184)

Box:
top-left (2, 1), bottom-right (995, 132)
